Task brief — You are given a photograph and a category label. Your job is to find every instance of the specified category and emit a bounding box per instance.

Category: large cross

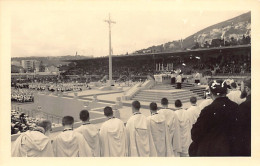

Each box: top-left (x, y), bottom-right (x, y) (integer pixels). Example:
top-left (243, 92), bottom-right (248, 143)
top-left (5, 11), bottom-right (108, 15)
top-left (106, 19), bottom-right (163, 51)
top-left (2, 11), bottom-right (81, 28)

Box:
top-left (104, 14), bottom-right (116, 86)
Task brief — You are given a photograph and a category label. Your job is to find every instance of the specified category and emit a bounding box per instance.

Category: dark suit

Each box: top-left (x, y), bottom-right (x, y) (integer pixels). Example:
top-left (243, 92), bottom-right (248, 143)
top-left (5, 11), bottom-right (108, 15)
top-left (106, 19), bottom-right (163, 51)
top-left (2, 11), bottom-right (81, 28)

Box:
top-left (234, 95), bottom-right (251, 156)
top-left (189, 97), bottom-right (239, 156)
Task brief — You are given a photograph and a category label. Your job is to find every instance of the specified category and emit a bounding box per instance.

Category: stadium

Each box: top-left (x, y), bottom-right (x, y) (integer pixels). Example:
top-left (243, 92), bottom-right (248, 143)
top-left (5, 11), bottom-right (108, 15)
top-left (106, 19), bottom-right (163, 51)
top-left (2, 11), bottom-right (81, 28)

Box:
top-left (10, 11), bottom-right (251, 157)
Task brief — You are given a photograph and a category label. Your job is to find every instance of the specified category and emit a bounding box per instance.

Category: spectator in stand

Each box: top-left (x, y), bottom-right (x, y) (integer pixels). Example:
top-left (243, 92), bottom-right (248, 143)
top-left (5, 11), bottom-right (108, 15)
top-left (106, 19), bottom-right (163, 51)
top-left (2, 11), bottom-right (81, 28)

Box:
top-left (158, 98), bottom-right (181, 157)
top-left (147, 102), bottom-right (172, 157)
top-left (227, 82), bottom-right (246, 105)
top-left (126, 101), bottom-right (157, 157)
top-left (99, 106), bottom-right (127, 157)
top-left (174, 100), bottom-right (192, 157)
top-left (12, 120), bottom-right (54, 157)
top-left (75, 110), bottom-right (100, 157)
top-left (52, 116), bottom-right (92, 157)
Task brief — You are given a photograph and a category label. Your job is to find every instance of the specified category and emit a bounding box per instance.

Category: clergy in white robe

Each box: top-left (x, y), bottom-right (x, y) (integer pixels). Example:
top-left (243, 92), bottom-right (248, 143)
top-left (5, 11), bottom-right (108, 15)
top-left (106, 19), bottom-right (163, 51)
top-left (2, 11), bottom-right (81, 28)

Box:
top-left (99, 106), bottom-right (127, 157)
top-left (12, 120), bottom-right (54, 157)
top-left (198, 94), bottom-right (213, 115)
top-left (52, 116), bottom-right (92, 157)
top-left (227, 82), bottom-right (246, 105)
top-left (126, 101), bottom-right (157, 157)
top-left (75, 110), bottom-right (100, 157)
top-left (174, 100), bottom-right (192, 157)
top-left (186, 97), bottom-right (200, 125)
top-left (147, 102), bottom-right (172, 157)
top-left (158, 98), bottom-right (181, 157)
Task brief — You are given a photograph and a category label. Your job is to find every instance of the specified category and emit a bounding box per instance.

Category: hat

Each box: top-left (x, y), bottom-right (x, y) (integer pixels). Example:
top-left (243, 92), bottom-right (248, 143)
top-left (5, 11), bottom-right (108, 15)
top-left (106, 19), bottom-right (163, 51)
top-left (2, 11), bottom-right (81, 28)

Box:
top-left (209, 80), bottom-right (227, 96)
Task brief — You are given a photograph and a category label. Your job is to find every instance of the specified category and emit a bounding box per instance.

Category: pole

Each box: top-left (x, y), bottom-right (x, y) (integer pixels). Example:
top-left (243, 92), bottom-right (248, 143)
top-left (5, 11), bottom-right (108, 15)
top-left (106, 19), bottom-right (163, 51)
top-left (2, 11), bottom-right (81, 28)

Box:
top-left (104, 14), bottom-right (116, 86)
top-left (109, 19), bottom-right (112, 84)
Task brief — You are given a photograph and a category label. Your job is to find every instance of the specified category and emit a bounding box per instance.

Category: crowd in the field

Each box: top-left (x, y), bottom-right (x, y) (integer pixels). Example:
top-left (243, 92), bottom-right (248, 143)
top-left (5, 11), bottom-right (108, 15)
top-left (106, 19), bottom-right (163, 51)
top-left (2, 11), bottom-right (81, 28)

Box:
top-left (13, 82), bottom-right (90, 92)
top-left (11, 89), bottom-right (34, 103)
top-left (12, 78), bottom-right (251, 157)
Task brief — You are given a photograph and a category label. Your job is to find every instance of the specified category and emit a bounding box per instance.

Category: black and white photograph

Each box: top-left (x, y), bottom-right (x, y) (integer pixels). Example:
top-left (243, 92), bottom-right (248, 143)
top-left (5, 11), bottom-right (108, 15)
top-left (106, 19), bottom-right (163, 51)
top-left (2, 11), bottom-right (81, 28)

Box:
top-left (0, 0), bottom-right (259, 165)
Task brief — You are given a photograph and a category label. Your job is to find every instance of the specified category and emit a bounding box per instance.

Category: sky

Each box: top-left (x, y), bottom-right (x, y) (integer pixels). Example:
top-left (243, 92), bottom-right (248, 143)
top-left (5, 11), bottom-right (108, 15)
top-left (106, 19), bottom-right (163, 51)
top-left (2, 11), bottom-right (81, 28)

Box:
top-left (10, 1), bottom-right (248, 58)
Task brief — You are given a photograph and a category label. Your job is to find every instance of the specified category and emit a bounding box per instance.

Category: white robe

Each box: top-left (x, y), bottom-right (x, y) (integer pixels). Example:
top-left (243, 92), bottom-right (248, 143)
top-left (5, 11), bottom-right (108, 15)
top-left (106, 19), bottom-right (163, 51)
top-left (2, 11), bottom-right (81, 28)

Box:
top-left (227, 89), bottom-right (246, 105)
top-left (147, 114), bottom-right (172, 157)
top-left (126, 114), bottom-right (157, 157)
top-left (186, 105), bottom-right (200, 125)
top-left (99, 118), bottom-right (127, 157)
top-left (75, 124), bottom-right (100, 157)
top-left (176, 75), bottom-right (182, 83)
top-left (158, 108), bottom-right (181, 156)
top-left (52, 130), bottom-right (92, 157)
top-left (175, 109), bottom-right (192, 155)
top-left (198, 98), bottom-right (213, 113)
top-left (12, 131), bottom-right (54, 157)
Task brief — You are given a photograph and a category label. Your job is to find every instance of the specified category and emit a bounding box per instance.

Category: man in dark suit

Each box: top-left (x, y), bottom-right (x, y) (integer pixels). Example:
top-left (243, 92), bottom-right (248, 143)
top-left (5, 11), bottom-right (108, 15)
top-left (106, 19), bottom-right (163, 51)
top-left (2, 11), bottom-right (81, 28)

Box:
top-left (235, 78), bottom-right (251, 156)
top-left (189, 80), bottom-right (239, 156)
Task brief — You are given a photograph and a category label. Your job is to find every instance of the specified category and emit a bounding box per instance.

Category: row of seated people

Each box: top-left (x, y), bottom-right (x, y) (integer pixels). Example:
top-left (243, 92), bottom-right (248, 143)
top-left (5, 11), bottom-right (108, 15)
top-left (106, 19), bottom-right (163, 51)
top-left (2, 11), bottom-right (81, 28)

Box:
top-left (27, 83), bottom-right (89, 92)
top-left (11, 110), bottom-right (60, 135)
top-left (12, 78), bottom-right (251, 157)
top-left (11, 89), bottom-right (34, 102)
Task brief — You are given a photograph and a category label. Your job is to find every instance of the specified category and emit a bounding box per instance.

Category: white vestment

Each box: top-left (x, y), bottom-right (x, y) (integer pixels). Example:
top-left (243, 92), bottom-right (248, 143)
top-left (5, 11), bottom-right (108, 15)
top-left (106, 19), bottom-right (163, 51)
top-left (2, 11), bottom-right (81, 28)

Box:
top-left (195, 73), bottom-right (200, 80)
top-left (198, 98), bottom-right (213, 113)
top-left (227, 90), bottom-right (246, 105)
top-left (158, 108), bottom-right (181, 156)
top-left (75, 124), bottom-right (100, 157)
top-left (147, 113), bottom-right (172, 157)
top-left (12, 131), bottom-right (54, 157)
top-left (126, 113), bottom-right (157, 157)
top-left (176, 75), bottom-right (182, 83)
top-left (52, 130), bottom-right (92, 157)
top-left (99, 118), bottom-right (127, 157)
top-left (175, 109), bottom-right (192, 155)
top-left (186, 105), bottom-right (200, 125)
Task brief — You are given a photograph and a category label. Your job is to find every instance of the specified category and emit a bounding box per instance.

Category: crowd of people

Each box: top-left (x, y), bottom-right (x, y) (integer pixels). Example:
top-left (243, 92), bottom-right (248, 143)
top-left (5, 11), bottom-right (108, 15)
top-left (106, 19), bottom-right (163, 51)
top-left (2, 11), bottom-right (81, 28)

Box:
top-left (45, 83), bottom-right (87, 92)
top-left (12, 78), bottom-right (251, 157)
top-left (13, 82), bottom-right (90, 92)
top-left (11, 110), bottom-right (60, 135)
top-left (11, 89), bottom-right (34, 103)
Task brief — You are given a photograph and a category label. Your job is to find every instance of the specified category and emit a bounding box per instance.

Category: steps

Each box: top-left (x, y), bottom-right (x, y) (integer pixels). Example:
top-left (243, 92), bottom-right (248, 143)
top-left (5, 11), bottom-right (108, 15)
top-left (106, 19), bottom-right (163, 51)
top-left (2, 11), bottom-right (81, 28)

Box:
top-left (132, 83), bottom-right (206, 104)
top-left (132, 89), bottom-right (199, 104)
top-left (189, 87), bottom-right (206, 98)
top-left (153, 83), bottom-right (194, 90)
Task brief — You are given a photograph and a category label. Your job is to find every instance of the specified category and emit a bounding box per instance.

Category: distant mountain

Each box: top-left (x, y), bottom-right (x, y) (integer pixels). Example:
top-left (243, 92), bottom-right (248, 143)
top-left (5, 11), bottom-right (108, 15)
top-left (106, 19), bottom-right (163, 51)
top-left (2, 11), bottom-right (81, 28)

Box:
top-left (134, 11), bottom-right (251, 54)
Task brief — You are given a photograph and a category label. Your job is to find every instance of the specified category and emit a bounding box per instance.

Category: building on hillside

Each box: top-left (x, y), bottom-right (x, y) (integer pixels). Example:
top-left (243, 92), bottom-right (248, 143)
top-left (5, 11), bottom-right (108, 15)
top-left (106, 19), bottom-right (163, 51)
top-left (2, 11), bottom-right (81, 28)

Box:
top-left (21, 60), bottom-right (39, 72)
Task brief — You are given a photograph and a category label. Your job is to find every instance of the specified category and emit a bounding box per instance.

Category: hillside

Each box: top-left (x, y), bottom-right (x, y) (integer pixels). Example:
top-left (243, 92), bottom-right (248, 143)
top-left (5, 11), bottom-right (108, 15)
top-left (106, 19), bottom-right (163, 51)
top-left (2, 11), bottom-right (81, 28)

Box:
top-left (134, 11), bottom-right (251, 53)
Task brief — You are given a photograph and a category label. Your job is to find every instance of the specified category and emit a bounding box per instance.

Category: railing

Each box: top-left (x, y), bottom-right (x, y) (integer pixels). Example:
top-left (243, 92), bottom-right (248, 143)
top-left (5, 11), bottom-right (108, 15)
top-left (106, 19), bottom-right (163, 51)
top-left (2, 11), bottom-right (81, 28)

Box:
top-left (122, 79), bottom-right (155, 100)
top-left (122, 82), bottom-right (142, 100)
top-left (141, 79), bottom-right (155, 89)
